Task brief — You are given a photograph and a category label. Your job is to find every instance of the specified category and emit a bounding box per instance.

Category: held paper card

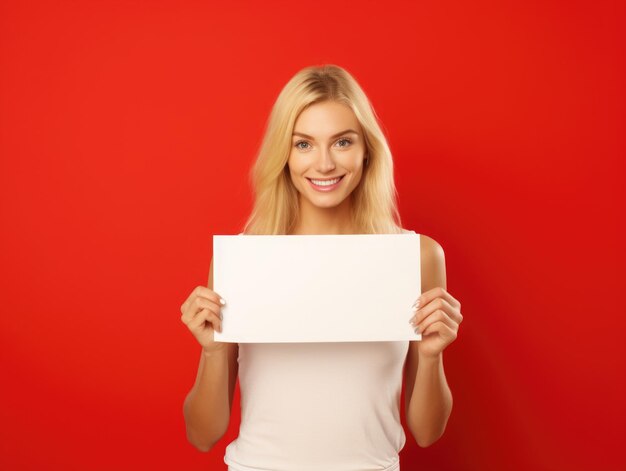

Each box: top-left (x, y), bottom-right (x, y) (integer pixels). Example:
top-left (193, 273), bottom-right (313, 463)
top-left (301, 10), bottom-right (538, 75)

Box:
top-left (213, 233), bottom-right (421, 343)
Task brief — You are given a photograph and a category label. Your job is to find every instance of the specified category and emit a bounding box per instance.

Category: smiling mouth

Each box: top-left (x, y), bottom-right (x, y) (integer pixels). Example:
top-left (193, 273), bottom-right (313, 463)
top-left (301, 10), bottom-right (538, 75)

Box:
top-left (305, 175), bottom-right (346, 191)
top-left (306, 175), bottom-right (346, 183)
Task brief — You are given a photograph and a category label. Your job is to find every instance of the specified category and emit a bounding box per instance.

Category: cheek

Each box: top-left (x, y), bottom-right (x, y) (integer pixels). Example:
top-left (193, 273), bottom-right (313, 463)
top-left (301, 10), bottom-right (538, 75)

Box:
top-left (347, 160), bottom-right (365, 185)
top-left (344, 147), bottom-right (365, 165)
top-left (287, 157), bottom-right (305, 184)
top-left (287, 154), bottom-right (309, 176)
top-left (343, 153), bottom-right (365, 173)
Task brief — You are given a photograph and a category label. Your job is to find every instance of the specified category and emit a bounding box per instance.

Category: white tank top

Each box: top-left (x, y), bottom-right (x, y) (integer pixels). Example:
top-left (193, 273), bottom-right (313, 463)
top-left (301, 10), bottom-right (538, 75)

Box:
top-left (224, 230), bottom-right (416, 471)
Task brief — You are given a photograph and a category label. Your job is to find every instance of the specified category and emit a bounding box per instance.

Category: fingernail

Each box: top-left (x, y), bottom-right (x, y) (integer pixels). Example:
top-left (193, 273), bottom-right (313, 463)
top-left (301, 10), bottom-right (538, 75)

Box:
top-left (408, 317), bottom-right (415, 325)
top-left (412, 298), bottom-right (421, 309)
top-left (220, 298), bottom-right (226, 305)
top-left (411, 305), bottom-right (419, 312)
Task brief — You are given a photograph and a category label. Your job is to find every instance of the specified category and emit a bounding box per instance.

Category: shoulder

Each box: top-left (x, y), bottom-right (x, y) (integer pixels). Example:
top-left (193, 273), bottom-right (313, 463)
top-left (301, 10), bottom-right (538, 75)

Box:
top-left (402, 229), bottom-right (446, 290)
top-left (419, 234), bottom-right (445, 262)
top-left (418, 233), bottom-right (447, 291)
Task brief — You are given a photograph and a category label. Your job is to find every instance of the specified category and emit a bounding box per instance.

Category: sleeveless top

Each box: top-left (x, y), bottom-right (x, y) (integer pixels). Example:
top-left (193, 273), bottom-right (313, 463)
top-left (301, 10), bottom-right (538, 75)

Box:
top-left (224, 229), bottom-right (417, 471)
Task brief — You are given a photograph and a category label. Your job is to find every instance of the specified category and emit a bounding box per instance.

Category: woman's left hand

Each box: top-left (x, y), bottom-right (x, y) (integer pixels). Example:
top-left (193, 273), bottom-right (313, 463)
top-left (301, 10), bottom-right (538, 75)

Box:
top-left (409, 287), bottom-right (463, 359)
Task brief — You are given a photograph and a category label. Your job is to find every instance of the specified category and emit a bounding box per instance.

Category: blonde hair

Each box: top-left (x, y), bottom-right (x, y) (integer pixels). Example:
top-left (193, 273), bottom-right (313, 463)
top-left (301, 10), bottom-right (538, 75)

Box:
top-left (241, 64), bottom-right (403, 235)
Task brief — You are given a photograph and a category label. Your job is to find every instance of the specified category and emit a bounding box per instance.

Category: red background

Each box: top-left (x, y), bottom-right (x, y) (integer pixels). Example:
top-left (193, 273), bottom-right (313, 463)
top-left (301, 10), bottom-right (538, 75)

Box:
top-left (1, 1), bottom-right (624, 470)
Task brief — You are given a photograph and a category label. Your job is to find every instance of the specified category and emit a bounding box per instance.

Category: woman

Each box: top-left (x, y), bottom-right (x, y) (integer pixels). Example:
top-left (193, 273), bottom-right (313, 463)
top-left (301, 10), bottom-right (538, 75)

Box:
top-left (180, 64), bottom-right (463, 471)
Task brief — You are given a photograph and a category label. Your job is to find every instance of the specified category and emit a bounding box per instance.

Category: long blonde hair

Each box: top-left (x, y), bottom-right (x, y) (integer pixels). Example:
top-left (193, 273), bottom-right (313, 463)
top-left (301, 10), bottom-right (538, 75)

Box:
top-left (241, 64), bottom-right (403, 235)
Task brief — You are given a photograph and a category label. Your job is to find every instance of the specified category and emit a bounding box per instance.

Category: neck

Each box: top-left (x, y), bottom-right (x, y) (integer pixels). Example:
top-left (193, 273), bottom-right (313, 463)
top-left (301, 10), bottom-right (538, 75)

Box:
top-left (290, 194), bottom-right (354, 235)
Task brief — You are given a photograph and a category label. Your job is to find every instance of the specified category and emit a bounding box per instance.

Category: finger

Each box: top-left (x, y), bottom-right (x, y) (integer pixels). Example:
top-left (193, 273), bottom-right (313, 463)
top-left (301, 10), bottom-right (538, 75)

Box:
top-left (181, 286), bottom-right (214, 314)
top-left (416, 308), bottom-right (457, 334)
top-left (194, 285), bottom-right (227, 307)
top-left (413, 287), bottom-right (460, 311)
top-left (181, 296), bottom-right (222, 324)
top-left (189, 308), bottom-right (222, 333)
top-left (414, 296), bottom-right (463, 326)
top-left (412, 297), bottom-right (454, 325)
top-left (421, 321), bottom-right (457, 341)
top-left (181, 296), bottom-right (207, 324)
top-left (188, 308), bottom-right (211, 330)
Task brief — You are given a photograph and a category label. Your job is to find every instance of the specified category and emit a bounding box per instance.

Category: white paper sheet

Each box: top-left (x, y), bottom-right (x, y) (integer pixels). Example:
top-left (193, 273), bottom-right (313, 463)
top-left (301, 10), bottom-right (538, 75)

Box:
top-left (212, 233), bottom-right (421, 343)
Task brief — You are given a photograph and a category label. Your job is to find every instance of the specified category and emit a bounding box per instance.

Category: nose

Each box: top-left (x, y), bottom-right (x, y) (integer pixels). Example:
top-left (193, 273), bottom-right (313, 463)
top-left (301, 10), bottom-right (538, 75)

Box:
top-left (315, 147), bottom-right (336, 173)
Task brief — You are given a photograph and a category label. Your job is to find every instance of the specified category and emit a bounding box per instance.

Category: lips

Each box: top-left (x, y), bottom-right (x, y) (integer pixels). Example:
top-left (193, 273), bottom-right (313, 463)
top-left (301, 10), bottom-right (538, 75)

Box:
top-left (306, 174), bottom-right (345, 192)
top-left (306, 175), bottom-right (345, 183)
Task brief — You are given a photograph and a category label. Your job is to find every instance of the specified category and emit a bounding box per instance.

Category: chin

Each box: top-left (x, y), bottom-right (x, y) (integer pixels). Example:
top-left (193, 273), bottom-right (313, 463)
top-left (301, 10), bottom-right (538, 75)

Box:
top-left (311, 200), bottom-right (344, 209)
top-left (300, 190), bottom-right (347, 208)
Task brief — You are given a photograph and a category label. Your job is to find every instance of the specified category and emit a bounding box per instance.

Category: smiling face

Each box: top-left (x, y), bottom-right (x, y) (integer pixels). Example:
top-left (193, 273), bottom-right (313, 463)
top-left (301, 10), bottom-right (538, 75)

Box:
top-left (287, 100), bottom-right (367, 212)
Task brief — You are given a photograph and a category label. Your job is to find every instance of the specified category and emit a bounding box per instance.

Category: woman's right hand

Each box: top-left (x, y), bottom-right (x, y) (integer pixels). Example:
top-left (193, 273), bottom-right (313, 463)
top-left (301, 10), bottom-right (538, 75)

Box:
top-left (180, 286), bottom-right (227, 354)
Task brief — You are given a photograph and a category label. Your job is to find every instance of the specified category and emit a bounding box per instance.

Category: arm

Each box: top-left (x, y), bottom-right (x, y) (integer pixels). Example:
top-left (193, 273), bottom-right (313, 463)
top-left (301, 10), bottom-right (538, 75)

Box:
top-left (403, 235), bottom-right (453, 447)
top-left (183, 257), bottom-right (239, 452)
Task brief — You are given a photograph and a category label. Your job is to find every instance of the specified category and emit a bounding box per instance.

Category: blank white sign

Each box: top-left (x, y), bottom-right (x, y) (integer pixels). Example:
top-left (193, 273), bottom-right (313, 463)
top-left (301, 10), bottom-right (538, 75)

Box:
top-left (212, 233), bottom-right (422, 343)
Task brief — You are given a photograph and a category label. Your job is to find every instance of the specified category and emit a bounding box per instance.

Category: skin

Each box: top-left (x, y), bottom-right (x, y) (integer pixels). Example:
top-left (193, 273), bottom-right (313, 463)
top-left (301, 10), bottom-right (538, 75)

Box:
top-left (405, 247), bottom-right (463, 446)
top-left (287, 100), bottom-right (365, 235)
top-left (182, 99), bottom-right (464, 451)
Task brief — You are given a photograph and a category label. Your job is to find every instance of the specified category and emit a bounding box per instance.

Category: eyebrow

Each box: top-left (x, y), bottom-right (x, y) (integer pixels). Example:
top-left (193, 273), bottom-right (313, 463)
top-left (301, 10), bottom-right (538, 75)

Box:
top-left (292, 129), bottom-right (359, 139)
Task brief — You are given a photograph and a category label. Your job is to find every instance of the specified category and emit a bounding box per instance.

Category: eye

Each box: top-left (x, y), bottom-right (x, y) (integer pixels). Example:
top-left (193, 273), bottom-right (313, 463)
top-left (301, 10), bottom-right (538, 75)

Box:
top-left (336, 138), bottom-right (352, 148)
top-left (293, 138), bottom-right (352, 150)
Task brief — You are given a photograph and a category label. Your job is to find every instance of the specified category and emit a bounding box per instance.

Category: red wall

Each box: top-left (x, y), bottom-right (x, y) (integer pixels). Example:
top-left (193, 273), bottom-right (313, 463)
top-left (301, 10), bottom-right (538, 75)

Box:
top-left (1, 1), bottom-right (624, 469)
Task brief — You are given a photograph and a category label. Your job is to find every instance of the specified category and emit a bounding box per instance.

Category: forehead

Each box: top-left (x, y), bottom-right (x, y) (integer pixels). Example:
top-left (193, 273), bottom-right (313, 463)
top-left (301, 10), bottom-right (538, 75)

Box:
top-left (293, 101), bottom-right (360, 136)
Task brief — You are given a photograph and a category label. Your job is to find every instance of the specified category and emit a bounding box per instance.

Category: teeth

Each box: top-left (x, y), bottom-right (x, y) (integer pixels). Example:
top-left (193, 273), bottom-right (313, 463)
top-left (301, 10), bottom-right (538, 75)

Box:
top-left (311, 177), bottom-right (341, 186)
